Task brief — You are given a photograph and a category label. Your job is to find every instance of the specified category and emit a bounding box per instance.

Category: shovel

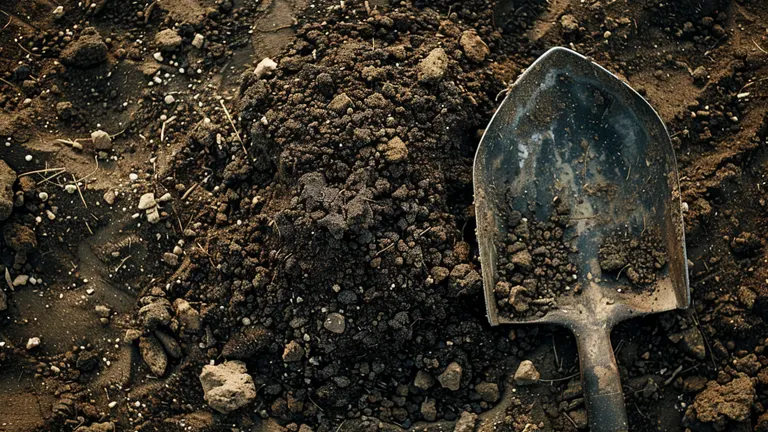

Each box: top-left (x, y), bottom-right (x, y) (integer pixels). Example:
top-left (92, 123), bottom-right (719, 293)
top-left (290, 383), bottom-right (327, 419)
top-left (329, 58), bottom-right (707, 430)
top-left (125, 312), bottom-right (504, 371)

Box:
top-left (473, 47), bottom-right (689, 431)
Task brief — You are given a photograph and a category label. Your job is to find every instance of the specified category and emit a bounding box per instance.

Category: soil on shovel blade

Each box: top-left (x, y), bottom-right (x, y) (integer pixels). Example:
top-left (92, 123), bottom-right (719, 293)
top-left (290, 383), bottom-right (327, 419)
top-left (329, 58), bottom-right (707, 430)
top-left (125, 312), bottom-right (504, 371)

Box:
top-left (598, 226), bottom-right (668, 289)
top-left (1, 0), bottom-right (768, 432)
top-left (493, 205), bottom-right (581, 320)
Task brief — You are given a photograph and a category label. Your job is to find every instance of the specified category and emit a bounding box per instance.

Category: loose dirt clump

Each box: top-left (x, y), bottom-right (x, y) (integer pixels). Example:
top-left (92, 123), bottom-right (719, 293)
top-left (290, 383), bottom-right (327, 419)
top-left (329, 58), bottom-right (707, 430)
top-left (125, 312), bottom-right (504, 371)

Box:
top-left (598, 226), bottom-right (667, 287)
top-left (494, 204), bottom-right (579, 319)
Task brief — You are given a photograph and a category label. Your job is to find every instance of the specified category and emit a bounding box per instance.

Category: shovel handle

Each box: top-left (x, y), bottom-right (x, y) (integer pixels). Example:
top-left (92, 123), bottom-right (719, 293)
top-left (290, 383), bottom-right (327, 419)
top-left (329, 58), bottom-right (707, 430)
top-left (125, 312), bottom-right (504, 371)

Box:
top-left (573, 325), bottom-right (628, 432)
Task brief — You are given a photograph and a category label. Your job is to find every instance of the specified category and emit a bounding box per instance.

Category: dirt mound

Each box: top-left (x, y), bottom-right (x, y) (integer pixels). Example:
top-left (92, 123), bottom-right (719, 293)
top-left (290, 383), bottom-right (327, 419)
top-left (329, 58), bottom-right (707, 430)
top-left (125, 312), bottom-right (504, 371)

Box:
top-left (2, 0), bottom-right (768, 431)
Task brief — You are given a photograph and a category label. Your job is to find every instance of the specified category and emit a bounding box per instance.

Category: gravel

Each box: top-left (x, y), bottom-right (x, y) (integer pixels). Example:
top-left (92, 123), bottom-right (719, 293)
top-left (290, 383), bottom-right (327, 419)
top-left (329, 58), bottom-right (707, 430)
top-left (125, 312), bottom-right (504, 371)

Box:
top-left (513, 360), bottom-right (540, 385)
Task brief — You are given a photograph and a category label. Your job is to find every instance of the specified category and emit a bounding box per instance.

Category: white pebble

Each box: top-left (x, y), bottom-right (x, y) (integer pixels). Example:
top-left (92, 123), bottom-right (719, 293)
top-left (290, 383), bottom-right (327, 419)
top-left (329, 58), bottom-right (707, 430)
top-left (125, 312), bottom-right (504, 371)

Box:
top-left (164, 95), bottom-right (176, 104)
top-left (129, 173), bottom-right (138, 181)
top-left (153, 52), bottom-right (164, 62)
top-left (25, 155), bottom-right (33, 162)
top-left (26, 337), bottom-right (41, 350)
top-left (39, 192), bottom-right (49, 201)
top-left (64, 184), bottom-right (77, 194)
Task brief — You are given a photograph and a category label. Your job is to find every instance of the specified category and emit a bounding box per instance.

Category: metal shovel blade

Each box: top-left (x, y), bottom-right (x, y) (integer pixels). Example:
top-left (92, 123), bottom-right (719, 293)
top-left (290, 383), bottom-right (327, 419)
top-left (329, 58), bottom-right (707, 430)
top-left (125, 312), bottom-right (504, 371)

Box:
top-left (473, 47), bottom-right (689, 432)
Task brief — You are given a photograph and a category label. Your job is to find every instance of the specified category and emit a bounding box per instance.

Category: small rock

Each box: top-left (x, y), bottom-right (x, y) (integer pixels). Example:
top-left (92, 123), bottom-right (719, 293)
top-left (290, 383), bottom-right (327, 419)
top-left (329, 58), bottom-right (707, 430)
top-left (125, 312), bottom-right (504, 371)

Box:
top-left (13, 274), bottom-right (29, 287)
top-left (377, 137), bottom-right (408, 162)
top-left (421, 398), bottom-right (437, 421)
top-left (95, 305), bottom-right (111, 318)
top-left (454, 411), bottom-right (478, 432)
top-left (157, 192), bottom-right (172, 203)
top-left (255, 58), bottom-right (278, 79)
top-left (65, 184), bottom-right (77, 194)
top-left (199, 361), bottom-right (257, 414)
top-left (560, 14), bottom-right (580, 33)
top-left (459, 30), bottom-right (490, 62)
top-left (146, 207), bottom-right (161, 224)
top-left (91, 130), bottom-right (112, 150)
top-left (173, 299), bottom-right (202, 334)
top-left (139, 298), bottom-right (172, 329)
top-left (324, 313), bottom-right (346, 334)
top-left (414, 370), bottom-right (435, 390)
top-left (514, 360), bottom-right (540, 385)
top-left (164, 94), bottom-right (176, 104)
top-left (155, 29), bottom-right (182, 52)
top-left (328, 93), bottom-right (353, 113)
top-left (282, 340), bottom-right (304, 362)
top-left (192, 34), bottom-right (205, 49)
top-left (163, 252), bottom-right (179, 266)
top-left (52, 6), bottom-right (65, 19)
top-left (475, 382), bottom-right (500, 402)
top-left (26, 337), bottom-right (40, 350)
top-left (153, 52), bottom-right (164, 62)
top-left (692, 66), bottom-right (708, 83)
top-left (60, 27), bottom-right (108, 68)
top-left (125, 329), bottom-right (141, 343)
top-left (138, 193), bottom-right (157, 210)
top-left (155, 329), bottom-right (183, 358)
top-left (437, 362), bottom-right (462, 391)
top-left (510, 250), bottom-right (533, 271)
top-left (0, 160), bottom-right (18, 221)
top-left (139, 335), bottom-right (168, 376)
top-left (418, 48), bottom-right (449, 84)
top-left (103, 190), bottom-right (116, 205)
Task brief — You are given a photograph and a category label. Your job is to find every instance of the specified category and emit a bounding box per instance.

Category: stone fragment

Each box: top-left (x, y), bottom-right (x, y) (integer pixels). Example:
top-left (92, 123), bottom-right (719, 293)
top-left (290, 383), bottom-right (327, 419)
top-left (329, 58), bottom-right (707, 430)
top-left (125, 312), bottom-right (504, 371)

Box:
top-left (199, 361), bottom-right (257, 414)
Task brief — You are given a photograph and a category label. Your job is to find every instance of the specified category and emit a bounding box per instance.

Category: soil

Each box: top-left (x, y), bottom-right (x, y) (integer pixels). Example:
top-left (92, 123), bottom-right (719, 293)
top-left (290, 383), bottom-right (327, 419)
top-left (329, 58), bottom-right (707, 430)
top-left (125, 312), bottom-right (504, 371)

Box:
top-left (493, 206), bottom-right (580, 319)
top-left (1, 0), bottom-right (768, 432)
top-left (598, 227), bottom-right (667, 288)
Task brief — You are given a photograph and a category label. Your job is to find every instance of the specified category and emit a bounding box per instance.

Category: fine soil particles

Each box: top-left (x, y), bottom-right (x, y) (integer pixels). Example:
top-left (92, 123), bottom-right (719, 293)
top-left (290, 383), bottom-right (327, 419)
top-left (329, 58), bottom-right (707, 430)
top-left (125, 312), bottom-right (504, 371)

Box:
top-left (598, 227), bottom-right (668, 288)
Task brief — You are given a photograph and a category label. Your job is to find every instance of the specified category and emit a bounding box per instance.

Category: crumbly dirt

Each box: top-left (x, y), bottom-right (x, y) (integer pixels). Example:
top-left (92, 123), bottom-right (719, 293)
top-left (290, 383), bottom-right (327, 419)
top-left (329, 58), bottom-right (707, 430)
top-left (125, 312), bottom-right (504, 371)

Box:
top-left (598, 227), bottom-right (667, 288)
top-left (2, 0), bottom-right (768, 432)
top-left (494, 206), bottom-right (580, 319)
